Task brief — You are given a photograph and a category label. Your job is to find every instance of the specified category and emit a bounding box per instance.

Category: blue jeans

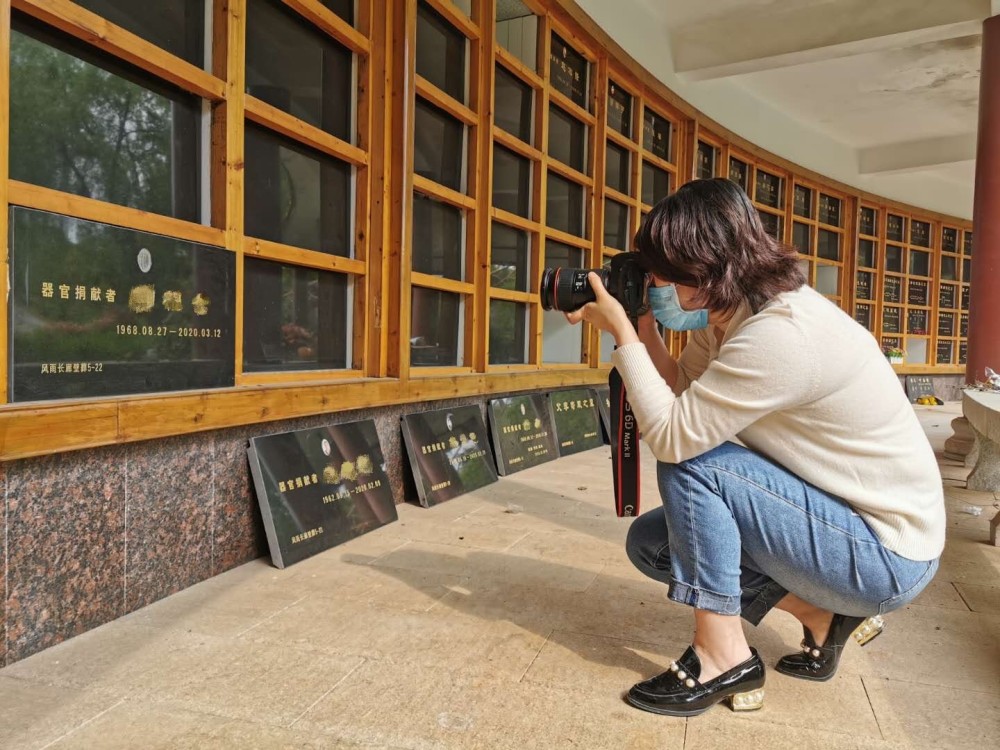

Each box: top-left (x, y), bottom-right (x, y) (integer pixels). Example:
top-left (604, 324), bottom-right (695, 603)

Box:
top-left (626, 443), bottom-right (939, 623)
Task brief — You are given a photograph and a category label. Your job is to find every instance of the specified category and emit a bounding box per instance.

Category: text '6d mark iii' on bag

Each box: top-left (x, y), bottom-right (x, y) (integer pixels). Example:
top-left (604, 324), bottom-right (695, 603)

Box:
top-left (540, 253), bottom-right (646, 518)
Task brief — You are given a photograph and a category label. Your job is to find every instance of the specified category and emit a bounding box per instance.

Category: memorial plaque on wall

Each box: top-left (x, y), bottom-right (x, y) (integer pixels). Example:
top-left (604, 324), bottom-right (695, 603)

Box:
top-left (819, 194), bottom-right (841, 226)
top-left (961, 285), bottom-right (970, 310)
top-left (854, 304), bottom-right (872, 330)
top-left (728, 158), bottom-right (749, 192)
top-left (550, 34), bottom-right (588, 109)
top-left (907, 279), bottom-right (928, 306)
top-left (905, 376), bottom-right (935, 403)
top-left (697, 141), bottom-right (716, 180)
top-left (400, 406), bottom-right (498, 507)
top-left (793, 185), bottom-right (811, 218)
top-left (883, 275), bottom-right (902, 303)
top-left (755, 170), bottom-right (782, 209)
top-left (960, 313), bottom-right (969, 337)
top-left (607, 81), bottom-right (631, 138)
top-left (548, 388), bottom-right (603, 457)
top-left (942, 227), bottom-right (958, 252)
top-left (936, 341), bottom-right (953, 365)
top-left (887, 214), bottom-right (905, 242)
top-left (911, 220), bottom-right (930, 248)
top-left (907, 309), bottom-right (928, 335)
top-left (939, 284), bottom-right (956, 309)
top-left (960, 341), bottom-right (968, 364)
top-left (9, 207), bottom-right (235, 402)
top-left (963, 232), bottom-right (973, 255)
top-left (859, 206), bottom-right (877, 236)
top-left (758, 210), bottom-right (782, 240)
top-left (882, 306), bottom-right (901, 334)
top-left (642, 110), bottom-right (671, 160)
top-left (855, 271), bottom-right (873, 301)
top-left (881, 336), bottom-right (901, 350)
top-left (247, 421), bottom-right (398, 568)
top-left (488, 393), bottom-right (559, 475)
top-left (938, 313), bottom-right (954, 337)
top-left (594, 385), bottom-right (611, 443)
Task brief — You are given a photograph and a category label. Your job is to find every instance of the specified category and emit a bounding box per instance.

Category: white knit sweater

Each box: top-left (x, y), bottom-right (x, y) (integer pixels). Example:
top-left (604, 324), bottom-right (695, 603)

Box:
top-left (611, 285), bottom-right (945, 561)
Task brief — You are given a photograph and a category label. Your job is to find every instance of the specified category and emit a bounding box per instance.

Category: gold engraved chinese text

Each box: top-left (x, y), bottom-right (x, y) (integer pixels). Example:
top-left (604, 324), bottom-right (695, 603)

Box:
top-left (129, 285), bottom-right (156, 313)
top-left (162, 290), bottom-right (183, 312)
top-left (192, 293), bottom-right (210, 316)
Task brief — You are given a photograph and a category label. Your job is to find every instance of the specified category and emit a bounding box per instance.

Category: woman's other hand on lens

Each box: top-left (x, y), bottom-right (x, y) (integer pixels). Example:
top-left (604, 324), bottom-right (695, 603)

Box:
top-left (563, 272), bottom-right (640, 346)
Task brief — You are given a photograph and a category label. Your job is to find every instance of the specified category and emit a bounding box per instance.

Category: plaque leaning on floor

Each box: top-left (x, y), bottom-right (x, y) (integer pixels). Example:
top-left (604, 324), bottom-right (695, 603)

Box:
top-left (248, 420), bottom-right (398, 568)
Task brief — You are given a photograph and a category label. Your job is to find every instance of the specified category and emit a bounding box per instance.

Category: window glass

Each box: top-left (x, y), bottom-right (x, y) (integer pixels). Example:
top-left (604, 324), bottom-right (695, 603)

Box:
top-left (642, 109), bottom-right (671, 161)
top-left (858, 239), bottom-right (876, 268)
top-left (819, 194), bottom-right (841, 227)
top-left (605, 142), bottom-right (630, 195)
top-left (603, 199), bottom-right (629, 251)
top-left (793, 185), bottom-right (812, 219)
top-left (859, 207), bottom-right (877, 236)
top-left (909, 249), bottom-right (930, 277)
top-left (606, 81), bottom-right (632, 138)
top-left (941, 255), bottom-right (957, 281)
top-left (494, 65), bottom-right (533, 143)
top-left (416, 1), bottom-right (466, 103)
top-left (728, 158), bottom-right (749, 193)
top-left (815, 265), bottom-right (839, 296)
top-left (75, 0), bottom-right (205, 66)
top-left (542, 241), bottom-right (584, 363)
top-left (411, 287), bottom-right (462, 366)
top-left (942, 227), bottom-right (958, 252)
top-left (549, 33), bottom-right (589, 110)
top-left (491, 223), bottom-right (530, 292)
top-left (546, 174), bottom-right (585, 237)
top-left (245, 123), bottom-right (352, 256)
top-left (792, 222), bottom-right (811, 254)
top-left (412, 195), bottom-right (464, 281)
top-left (885, 245), bottom-right (903, 273)
top-left (489, 300), bottom-right (528, 365)
top-left (910, 219), bottom-right (931, 248)
top-left (492, 145), bottom-right (531, 218)
top-left (414, 99), bottom-right (465, 191)
top-left (496, 0), bottom-right (538, 70)
top-left (754, 170), bottom-right (783, 209)
top-left (243, 257), bottom-right (349, 372)
top-left (9, 19), bottom-right (201, 222)
top-left (886, 214), bottom-right (906, 243)
top-left (758, 210), bottom-right (783, 241)
top-left (548, 104), bottom-right (587, 172)
top-left (696, 141), bottom-right (717, 179)
top-left (247, 0), bottom-right (353, 142)
top-left (321, 0), bottom-right (355, 25)
top-left (641, 162), bottom-right (671, 206)
top-left (817, 229), bottom-right (840, 261)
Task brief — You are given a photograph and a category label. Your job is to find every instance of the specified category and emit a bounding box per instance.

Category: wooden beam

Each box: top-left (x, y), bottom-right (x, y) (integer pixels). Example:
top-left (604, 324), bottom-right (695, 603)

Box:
top-left (282, 0), bottom-right (371, 54)
top-left (245, 96), bottom-right (368, 167)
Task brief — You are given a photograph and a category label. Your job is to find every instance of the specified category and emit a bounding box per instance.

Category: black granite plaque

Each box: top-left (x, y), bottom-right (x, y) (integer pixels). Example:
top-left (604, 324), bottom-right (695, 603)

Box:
top-left (905, 376), bottom-right (934, 403)
top-left (9, 207), bottom-right (235, 402)
top-left (858, 238), bottom-right (876, 268)
top-left (907, 308), bottom-right (928, 335)
top-left (882, 306), bottom-right (901, 334)
top-left (961, 285), bottom-right (970, 310)
top-left (887, 214), bottom-right (905, 242)
top-left (400, 405), bottom-right (498, 507)
top-left (607, 81), bottom-right (631, 138)
top-left (488, 393), bottom-right (558, 475)
top-left (855, 271), bottom-right (873, 301)
top-left (594, 385), bottom-right (611, 443)
top-left (907, 279), bottom-right (928, 306)
top-left (247, 420), bottom-right (398, 568)
top-left (963, 231), bottom-right (973, 255)
top-left (854, 304), bottom-right (872, 330)
top-left (936, 341), bottom-right (953, 365)
top-left (754, 170), bottom-right (782, 209)
top-left (938, 313), bottom-right (954, 337)
top-left (642, 109), bottom-right (671, 160)
top-left (793, 184), bottom-right (812, 218)
top-left (548, 388), bottom-right (603, 457)
top-left (758, 210), bottom-right (783, 241)
top-left (959, 341), bottom-right (968, 364)
top-left (883, 276), bottom-right (902, 303)
top-left (960, 313), bottom-right (969, 337)
top-left (696, 141), bottom-right (716, 180)
top-left (939, 284), bottom-right (956, 309)
top-left (881, 336), bottom-right (901, 350)
top-left (942, 227), bottom-right (958, 252)
top-left (728, 158), bottom-right (749, 192)
top-left (859, 206), bottom-right (877, 237)
top-left (818, 193), bottom-right (841, 227)
top-left (910, 220), bottom-right (930, 248)
top-left (550, 33), bottom-right (588, 109)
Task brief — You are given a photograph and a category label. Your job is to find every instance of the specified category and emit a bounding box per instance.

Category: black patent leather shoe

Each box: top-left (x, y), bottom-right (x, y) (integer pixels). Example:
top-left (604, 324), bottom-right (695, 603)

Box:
top-left (775, 614), bottom-right (884, 682)
top-left (626, 646), bottom-right (766, 717)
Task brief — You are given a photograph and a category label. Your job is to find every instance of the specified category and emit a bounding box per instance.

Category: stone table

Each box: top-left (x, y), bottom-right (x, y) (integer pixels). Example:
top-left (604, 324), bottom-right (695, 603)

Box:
top-left (964, 389), bottom-right (1000, 492)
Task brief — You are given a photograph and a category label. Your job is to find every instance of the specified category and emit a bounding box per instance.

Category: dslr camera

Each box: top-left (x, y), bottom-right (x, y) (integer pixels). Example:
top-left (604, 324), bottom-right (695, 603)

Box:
top-left (539, 252), bottom-right (649, 323)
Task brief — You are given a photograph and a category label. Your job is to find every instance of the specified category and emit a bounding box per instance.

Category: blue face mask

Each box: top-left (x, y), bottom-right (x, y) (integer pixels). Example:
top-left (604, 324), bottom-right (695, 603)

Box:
top-left (647, 283), bottom-right (710, 331)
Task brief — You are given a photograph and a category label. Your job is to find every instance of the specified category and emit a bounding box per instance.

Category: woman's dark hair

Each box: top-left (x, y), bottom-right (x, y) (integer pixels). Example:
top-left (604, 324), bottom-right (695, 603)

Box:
top-left (634, 178), bottom-right (805, 314)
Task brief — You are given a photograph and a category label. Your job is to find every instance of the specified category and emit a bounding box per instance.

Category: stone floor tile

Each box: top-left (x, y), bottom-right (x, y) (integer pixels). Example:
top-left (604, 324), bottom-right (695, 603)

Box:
top-left (685, 712), bottom-right (904, 750)
top-left (953, 582), bottom-right (1000, 615)
top-left (0, 676), bottom-right (123, 750)
top-left (909, 578), bottom-right (970, 611)
top-left (295, 659), bottom-right (685, 749)
top-left (864, 676), bottom-right (1000, 749)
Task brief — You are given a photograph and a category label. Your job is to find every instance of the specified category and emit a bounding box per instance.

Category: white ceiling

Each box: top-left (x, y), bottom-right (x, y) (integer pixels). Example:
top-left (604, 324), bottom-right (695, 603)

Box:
top-left (576, 0), bottom-right (992, 218)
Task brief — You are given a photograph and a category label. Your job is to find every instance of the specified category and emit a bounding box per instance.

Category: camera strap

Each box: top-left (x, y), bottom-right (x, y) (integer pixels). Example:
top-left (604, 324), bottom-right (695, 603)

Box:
top-left (609, 367), bottom-right (640, 517)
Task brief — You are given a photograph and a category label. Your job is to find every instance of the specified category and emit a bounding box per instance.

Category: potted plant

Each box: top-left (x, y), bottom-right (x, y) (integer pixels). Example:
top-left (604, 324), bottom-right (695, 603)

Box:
top-left (883, 346), bottom-right (904, 365)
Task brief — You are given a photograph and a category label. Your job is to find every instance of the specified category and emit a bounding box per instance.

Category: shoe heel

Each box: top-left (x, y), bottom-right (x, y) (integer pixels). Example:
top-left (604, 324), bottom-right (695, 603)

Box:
top-left (852, 615), bottom-right (885, 647)
top-left (728, 688), bottom-right (765, 712)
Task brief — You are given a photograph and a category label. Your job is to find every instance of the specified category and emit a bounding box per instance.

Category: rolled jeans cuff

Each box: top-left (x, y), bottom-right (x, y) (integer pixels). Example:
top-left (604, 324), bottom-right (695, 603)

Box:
top-left (740, 580), bottom-right (789, 626)
top-left (668, 579), bottom-right (742, 616)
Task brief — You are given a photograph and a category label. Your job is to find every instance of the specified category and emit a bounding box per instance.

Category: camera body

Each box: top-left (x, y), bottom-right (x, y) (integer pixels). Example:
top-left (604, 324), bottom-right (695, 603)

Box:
top-left (540, 253), bottom-right (649, 322)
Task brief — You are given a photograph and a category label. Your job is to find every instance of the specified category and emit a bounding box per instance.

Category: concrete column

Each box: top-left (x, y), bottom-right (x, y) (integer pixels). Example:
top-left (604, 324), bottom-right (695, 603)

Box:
top-left (946, 12), bottom-right (999, 461)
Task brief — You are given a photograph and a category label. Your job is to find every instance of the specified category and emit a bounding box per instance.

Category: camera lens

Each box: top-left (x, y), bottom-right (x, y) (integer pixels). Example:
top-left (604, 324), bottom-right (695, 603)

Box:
top-left (540, 267), bottom-right (607, 312)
